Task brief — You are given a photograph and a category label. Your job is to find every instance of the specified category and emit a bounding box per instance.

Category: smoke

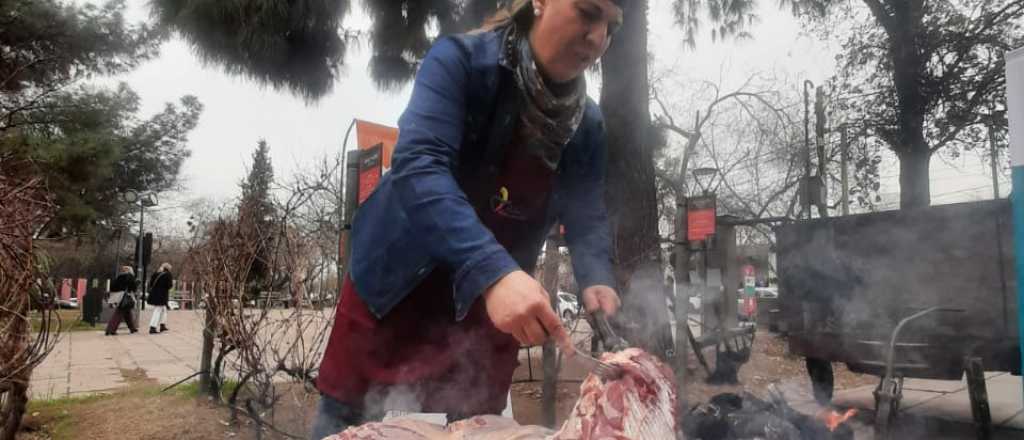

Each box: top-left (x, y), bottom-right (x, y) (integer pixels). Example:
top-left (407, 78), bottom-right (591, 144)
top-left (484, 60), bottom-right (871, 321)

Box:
top-left (363, 382), bottom-right (426, 419)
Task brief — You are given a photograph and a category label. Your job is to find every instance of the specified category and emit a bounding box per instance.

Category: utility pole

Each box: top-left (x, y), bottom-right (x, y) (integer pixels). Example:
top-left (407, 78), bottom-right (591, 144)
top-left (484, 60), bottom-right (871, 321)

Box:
top-left (989, 117), bottom-right (1001, 199)
top-left (671, 111), bottom-right (699, 421)
top-left (841, 125), bottom-right (850, 216)
top-left (540, 232), bottom-right (562, 428)
top-left (803, 80), bottom-right (815, 219)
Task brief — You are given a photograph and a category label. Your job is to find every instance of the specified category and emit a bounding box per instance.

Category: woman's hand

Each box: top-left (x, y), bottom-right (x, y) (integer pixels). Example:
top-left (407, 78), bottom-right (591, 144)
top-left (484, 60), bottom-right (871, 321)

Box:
top-left (581, 285), bottom-right (620, 316)
top-left (483, 270), bottom-right (574, 354)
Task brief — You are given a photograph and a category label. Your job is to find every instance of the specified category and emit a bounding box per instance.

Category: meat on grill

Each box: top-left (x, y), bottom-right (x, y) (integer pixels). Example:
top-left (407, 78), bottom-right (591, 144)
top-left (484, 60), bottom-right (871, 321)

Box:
top-left (323, 348), bottom-right (678, 440)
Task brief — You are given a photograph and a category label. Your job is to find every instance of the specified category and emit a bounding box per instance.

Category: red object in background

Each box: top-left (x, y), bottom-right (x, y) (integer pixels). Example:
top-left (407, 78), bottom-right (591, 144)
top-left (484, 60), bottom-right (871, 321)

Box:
top-left (355, 120), bottom-right (397, 170)
top-left (743, 297), bottom-right (757, 317)
top-left (357, 144), bottom-right (383, 205)
top-left (353, 120), bottom-right (398, 205)
top-left (743, 265), bottom-right (755, 278)
top-left (686, 196), bottom-right (716, 242)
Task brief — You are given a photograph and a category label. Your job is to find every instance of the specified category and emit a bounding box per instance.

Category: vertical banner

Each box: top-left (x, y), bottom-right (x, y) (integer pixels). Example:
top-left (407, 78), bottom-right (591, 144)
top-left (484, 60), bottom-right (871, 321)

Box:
top-left (354, 120), bottom-right (399, 204)
top-left (1006, 45), bottom-right (1023, 401)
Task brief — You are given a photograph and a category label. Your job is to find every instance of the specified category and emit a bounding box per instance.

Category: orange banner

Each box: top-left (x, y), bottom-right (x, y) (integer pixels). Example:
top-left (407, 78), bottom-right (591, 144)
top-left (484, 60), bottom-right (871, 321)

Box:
top-left (354, 120), bottom-right (398, 204)
top-left (355, 120), bottom-right (398, 170)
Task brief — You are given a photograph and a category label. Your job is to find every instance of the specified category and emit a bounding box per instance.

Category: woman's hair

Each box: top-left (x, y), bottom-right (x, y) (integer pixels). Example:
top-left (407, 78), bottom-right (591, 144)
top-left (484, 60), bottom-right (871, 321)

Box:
top-left (476, 0), bottom-right (534, 32)
top-left (120, 266), bottom-right (134, 275)
top-left (159, 262), bottom-right (172, 272)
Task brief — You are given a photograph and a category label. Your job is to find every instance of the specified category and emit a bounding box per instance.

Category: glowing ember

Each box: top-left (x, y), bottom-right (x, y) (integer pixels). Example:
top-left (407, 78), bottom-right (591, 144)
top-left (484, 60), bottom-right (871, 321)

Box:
top-left (815, 408), bottom-right (858, 431)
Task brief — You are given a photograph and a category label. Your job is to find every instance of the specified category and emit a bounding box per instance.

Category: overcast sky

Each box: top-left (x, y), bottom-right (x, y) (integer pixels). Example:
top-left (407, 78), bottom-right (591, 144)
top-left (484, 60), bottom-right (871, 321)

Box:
top-left (107, 0), bottom-right (1007, 235)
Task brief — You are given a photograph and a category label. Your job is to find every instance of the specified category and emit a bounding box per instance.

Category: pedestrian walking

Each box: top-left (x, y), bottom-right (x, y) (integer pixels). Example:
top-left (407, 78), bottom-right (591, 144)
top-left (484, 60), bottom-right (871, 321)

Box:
top-left (147, 262), bottom-right (173, 334)
top-left (105, 266), bottom-right (138, 335)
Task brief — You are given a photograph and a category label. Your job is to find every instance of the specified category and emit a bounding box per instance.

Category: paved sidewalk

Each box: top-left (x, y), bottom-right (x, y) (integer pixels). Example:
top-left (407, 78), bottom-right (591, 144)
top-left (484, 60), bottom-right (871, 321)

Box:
top-left (831, 372), bottom-right (1024, 436)
top-left (30, 310), bottom-right (206, 399)
top-left (29, 310), bottom-right (596, 400)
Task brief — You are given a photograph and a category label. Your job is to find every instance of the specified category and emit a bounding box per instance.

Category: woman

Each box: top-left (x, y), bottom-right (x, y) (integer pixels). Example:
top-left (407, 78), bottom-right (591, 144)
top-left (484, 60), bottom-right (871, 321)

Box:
top-left (312, 0), bottom-right (625, 438)
top-left (147, 262), bottom-right (174, 334)
top-left (105, 266), bottom-right (138, 335)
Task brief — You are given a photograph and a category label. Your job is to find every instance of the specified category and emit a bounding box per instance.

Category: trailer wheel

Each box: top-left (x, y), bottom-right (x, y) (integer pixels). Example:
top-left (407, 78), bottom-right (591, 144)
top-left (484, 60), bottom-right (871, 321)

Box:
top-left (806, 357), bottom-right (834, 405)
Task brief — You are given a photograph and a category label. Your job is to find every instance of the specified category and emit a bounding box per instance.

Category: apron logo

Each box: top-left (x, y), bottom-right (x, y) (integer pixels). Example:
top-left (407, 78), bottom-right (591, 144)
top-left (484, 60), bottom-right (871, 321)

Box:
top-left (490, 186), bottom-right (526, 220)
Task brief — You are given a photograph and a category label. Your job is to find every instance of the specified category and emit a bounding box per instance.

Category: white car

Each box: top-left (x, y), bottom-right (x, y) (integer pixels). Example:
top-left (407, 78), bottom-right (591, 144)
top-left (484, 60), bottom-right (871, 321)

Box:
top-left (556, 292), bottom-right (580, 323)
top-left (167, 300), bottom-right (181, 310)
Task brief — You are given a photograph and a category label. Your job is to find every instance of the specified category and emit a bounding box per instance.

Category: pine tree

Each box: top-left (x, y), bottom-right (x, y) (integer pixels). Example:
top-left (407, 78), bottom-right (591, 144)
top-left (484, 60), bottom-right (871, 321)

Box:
top-left (239, 140), bottom-right (276, 297)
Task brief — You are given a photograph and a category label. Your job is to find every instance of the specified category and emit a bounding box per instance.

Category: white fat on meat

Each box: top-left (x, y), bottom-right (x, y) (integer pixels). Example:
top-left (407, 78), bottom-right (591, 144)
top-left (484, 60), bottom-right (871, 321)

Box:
top-left (324, 348), bottom-right (678, 440)
top-left (554, 348), bottom-right (678, 439)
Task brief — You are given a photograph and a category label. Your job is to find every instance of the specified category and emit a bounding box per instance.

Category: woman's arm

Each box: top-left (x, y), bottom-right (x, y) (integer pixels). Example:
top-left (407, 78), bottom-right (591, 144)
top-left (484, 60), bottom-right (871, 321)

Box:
top-left (388, 37), bottom-right (520, 316)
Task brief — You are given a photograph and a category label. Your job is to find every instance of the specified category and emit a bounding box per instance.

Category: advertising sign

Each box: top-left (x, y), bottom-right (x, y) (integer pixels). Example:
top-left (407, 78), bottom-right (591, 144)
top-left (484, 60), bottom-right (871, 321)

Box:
top-left (686, 196), bottom-right (717, 243)
top-left (354, 120), bottom-right (399, 205)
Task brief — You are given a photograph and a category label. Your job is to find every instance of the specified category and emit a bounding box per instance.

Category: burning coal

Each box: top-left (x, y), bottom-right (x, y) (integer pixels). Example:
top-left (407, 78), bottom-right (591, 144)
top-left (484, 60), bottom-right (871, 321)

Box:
top-left (815, 408), bottom-right (857, 432)
top-left (681, 387), bottom-right (855, 440)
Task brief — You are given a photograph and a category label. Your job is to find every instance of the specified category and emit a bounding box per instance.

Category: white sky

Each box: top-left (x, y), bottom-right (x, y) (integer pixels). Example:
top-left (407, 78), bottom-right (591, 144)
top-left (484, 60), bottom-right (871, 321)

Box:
top-left (106, 0), bottom-right (1008, 235)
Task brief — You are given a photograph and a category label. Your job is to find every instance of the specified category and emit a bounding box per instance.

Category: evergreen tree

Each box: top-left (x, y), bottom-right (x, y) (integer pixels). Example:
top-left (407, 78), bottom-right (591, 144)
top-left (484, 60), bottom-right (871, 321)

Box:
top-left (238, 140), bottom-right (276, 297)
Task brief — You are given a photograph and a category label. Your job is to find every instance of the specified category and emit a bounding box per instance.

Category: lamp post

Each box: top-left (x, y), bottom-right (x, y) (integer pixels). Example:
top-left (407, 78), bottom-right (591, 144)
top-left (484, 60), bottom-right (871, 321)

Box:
top-left (121, 190), bottom-right (157, 318)
top-left (692, 167), bottom-right (719, 196)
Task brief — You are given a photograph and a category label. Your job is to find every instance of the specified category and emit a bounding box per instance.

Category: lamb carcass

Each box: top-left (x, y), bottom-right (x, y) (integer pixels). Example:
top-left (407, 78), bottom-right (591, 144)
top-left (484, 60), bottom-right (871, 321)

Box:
top-left (324, 348), bottom-right (678, 440)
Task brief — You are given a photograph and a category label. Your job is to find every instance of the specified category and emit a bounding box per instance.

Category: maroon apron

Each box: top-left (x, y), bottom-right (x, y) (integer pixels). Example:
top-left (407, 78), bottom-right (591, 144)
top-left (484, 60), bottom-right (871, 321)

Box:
top-left (317, 139), bottom-right (557, 418)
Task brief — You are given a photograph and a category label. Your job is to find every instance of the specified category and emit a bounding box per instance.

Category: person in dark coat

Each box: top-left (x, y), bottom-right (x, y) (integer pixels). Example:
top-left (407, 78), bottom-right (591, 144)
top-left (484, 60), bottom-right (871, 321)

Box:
top-left (104, 266), bottom-right (138, 335)
top-left (147, 262), bottom-right (173, 334)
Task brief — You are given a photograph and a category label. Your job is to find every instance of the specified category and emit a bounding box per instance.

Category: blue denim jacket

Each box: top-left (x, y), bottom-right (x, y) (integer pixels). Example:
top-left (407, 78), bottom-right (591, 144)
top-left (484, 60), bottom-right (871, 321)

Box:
top-left (349, 29), bottom-right (615, 321)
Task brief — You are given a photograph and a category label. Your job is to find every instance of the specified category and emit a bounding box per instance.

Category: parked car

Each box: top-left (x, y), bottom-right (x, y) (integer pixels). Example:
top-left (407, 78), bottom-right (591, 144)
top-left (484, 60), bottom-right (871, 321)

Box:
top-left (167, 300), bottom-right (180, 310)
top-left (557, 291), bottom-right (580, 323)
top-left (57, 297), bottom-right (79, 309)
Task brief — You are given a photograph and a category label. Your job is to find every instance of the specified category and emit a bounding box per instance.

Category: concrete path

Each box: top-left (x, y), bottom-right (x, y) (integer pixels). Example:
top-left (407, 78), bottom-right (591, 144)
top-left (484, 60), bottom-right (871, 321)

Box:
top-left (29, 310), bottom-right (598, 400)
top-left (831, 372), bottom-right (1024, 436)
top-left (30, 310), bottom-right (206, 399)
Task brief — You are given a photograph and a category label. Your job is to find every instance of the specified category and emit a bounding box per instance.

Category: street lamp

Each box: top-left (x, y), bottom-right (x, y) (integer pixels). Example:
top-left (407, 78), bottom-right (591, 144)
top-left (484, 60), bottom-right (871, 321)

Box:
top-left (692, 167), bottom-right (719, 196)
top-left (121, 189), bottom-right (157, 316)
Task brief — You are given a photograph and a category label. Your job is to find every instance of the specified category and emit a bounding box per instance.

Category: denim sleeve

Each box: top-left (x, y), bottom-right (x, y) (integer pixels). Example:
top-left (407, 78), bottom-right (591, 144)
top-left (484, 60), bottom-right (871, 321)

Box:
top-left (561, 122), bottom-right (617, 291)
top-left (389, 37), bottom-right (519, 320)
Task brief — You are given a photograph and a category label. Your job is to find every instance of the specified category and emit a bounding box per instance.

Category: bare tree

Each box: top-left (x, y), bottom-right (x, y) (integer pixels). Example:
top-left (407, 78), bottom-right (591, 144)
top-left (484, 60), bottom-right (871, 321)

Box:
top-left (0, 153), bottom-right (57, 440)
top-left (651, 71), bottom-right (807, 248)
top-left (182, 154), bottom-right (342, 439)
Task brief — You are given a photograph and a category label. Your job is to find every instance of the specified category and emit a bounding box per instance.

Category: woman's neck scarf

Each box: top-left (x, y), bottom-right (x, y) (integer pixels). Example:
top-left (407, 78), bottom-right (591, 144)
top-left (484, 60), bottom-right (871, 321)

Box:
top-left (504, 25), bottom-right (587, 171)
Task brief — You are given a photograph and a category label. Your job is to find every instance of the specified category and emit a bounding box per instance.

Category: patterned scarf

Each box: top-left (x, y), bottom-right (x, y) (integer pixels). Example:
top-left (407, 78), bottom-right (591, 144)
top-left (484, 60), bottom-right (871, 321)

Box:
top-left (505, 25), bottom-right (587, 171)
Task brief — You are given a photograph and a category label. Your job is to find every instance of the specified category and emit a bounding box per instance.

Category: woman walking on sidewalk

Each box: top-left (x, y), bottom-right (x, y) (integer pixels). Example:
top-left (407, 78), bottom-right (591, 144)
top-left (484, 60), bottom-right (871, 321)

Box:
top-left (147, 262), bottom-right (173, 334)
top-left (105, 266), bottom-right (138, 335)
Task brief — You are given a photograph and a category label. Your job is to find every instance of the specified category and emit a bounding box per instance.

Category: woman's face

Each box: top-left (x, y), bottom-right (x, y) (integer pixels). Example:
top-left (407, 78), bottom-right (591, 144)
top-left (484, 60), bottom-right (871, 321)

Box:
top-left (529, 0), bottom-right (622, 83)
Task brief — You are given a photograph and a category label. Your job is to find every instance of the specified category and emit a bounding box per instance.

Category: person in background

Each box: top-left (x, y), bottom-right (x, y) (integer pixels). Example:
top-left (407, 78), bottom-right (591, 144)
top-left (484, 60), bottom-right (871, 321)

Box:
top-left (311, 0), bottom-right (624, 438)
top-left (105, 266), bottom-right (138, 335)
top-left (147, 262), bottom-right (173, 334)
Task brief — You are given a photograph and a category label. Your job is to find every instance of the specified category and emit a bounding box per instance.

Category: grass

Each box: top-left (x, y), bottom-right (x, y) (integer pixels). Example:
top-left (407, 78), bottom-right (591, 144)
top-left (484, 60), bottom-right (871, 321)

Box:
top-left (28, 309), bottom-right (98, 333)
top-left (23, 394), bottom-right (110, 440)
top-left (166, 378), bottom-right (240, 401)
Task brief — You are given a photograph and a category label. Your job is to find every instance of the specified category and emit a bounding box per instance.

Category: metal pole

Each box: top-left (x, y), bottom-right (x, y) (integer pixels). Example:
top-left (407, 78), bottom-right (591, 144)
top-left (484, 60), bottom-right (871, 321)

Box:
top-left (672, 197), bottom-right (690, 419)
top-left (990, 120), bottom-right (1001, 199)
top-left (540, 234), bottom-right (561, 428)
top-left (1004, 45), bottom-right (1024, 405)
top-left (803, 80), bottom-right (815, 219)
top-left (137, 202), bottom-right (145, 321)
top-left (338, 119), bottom-right (357, 287)
top-left (841, 125), bottom-right (850, 216)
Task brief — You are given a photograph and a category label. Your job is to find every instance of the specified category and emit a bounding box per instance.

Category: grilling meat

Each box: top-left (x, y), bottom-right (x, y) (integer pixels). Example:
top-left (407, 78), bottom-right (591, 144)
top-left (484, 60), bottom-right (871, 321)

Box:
top-left (324, 348), bottom-right (678, 440)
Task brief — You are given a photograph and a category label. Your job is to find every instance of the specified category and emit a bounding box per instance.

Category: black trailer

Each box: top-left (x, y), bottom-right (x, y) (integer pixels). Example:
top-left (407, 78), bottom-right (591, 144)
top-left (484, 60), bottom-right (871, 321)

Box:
top-left (774, 199), bottom-right (1020, 438)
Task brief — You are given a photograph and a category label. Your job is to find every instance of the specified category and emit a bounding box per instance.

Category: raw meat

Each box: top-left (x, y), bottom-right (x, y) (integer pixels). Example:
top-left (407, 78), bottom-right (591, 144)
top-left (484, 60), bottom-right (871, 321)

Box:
top-left (555, 348), bottom-right (678, 439)
top-left (324, 348), bottom-right (678, 440)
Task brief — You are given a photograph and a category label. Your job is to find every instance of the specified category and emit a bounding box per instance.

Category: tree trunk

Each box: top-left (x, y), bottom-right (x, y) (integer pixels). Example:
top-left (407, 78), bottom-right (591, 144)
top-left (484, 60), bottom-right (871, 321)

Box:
top-left (600, 0), bottom-right (659, 288)
top-left (898, 146), bottom-right (931, 209)
top-left (869, 0), bottom-right (932, 209)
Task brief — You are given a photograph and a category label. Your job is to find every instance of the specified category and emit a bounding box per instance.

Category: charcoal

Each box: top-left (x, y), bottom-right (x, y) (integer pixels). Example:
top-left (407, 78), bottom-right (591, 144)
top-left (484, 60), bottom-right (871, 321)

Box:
top-left (727, 411), bottom-right (802, 440)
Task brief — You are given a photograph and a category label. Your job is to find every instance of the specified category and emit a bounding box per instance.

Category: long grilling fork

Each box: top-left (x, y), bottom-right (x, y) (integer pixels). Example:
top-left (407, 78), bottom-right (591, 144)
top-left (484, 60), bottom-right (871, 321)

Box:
top-left (570, 311), bottom-right (627, 381)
